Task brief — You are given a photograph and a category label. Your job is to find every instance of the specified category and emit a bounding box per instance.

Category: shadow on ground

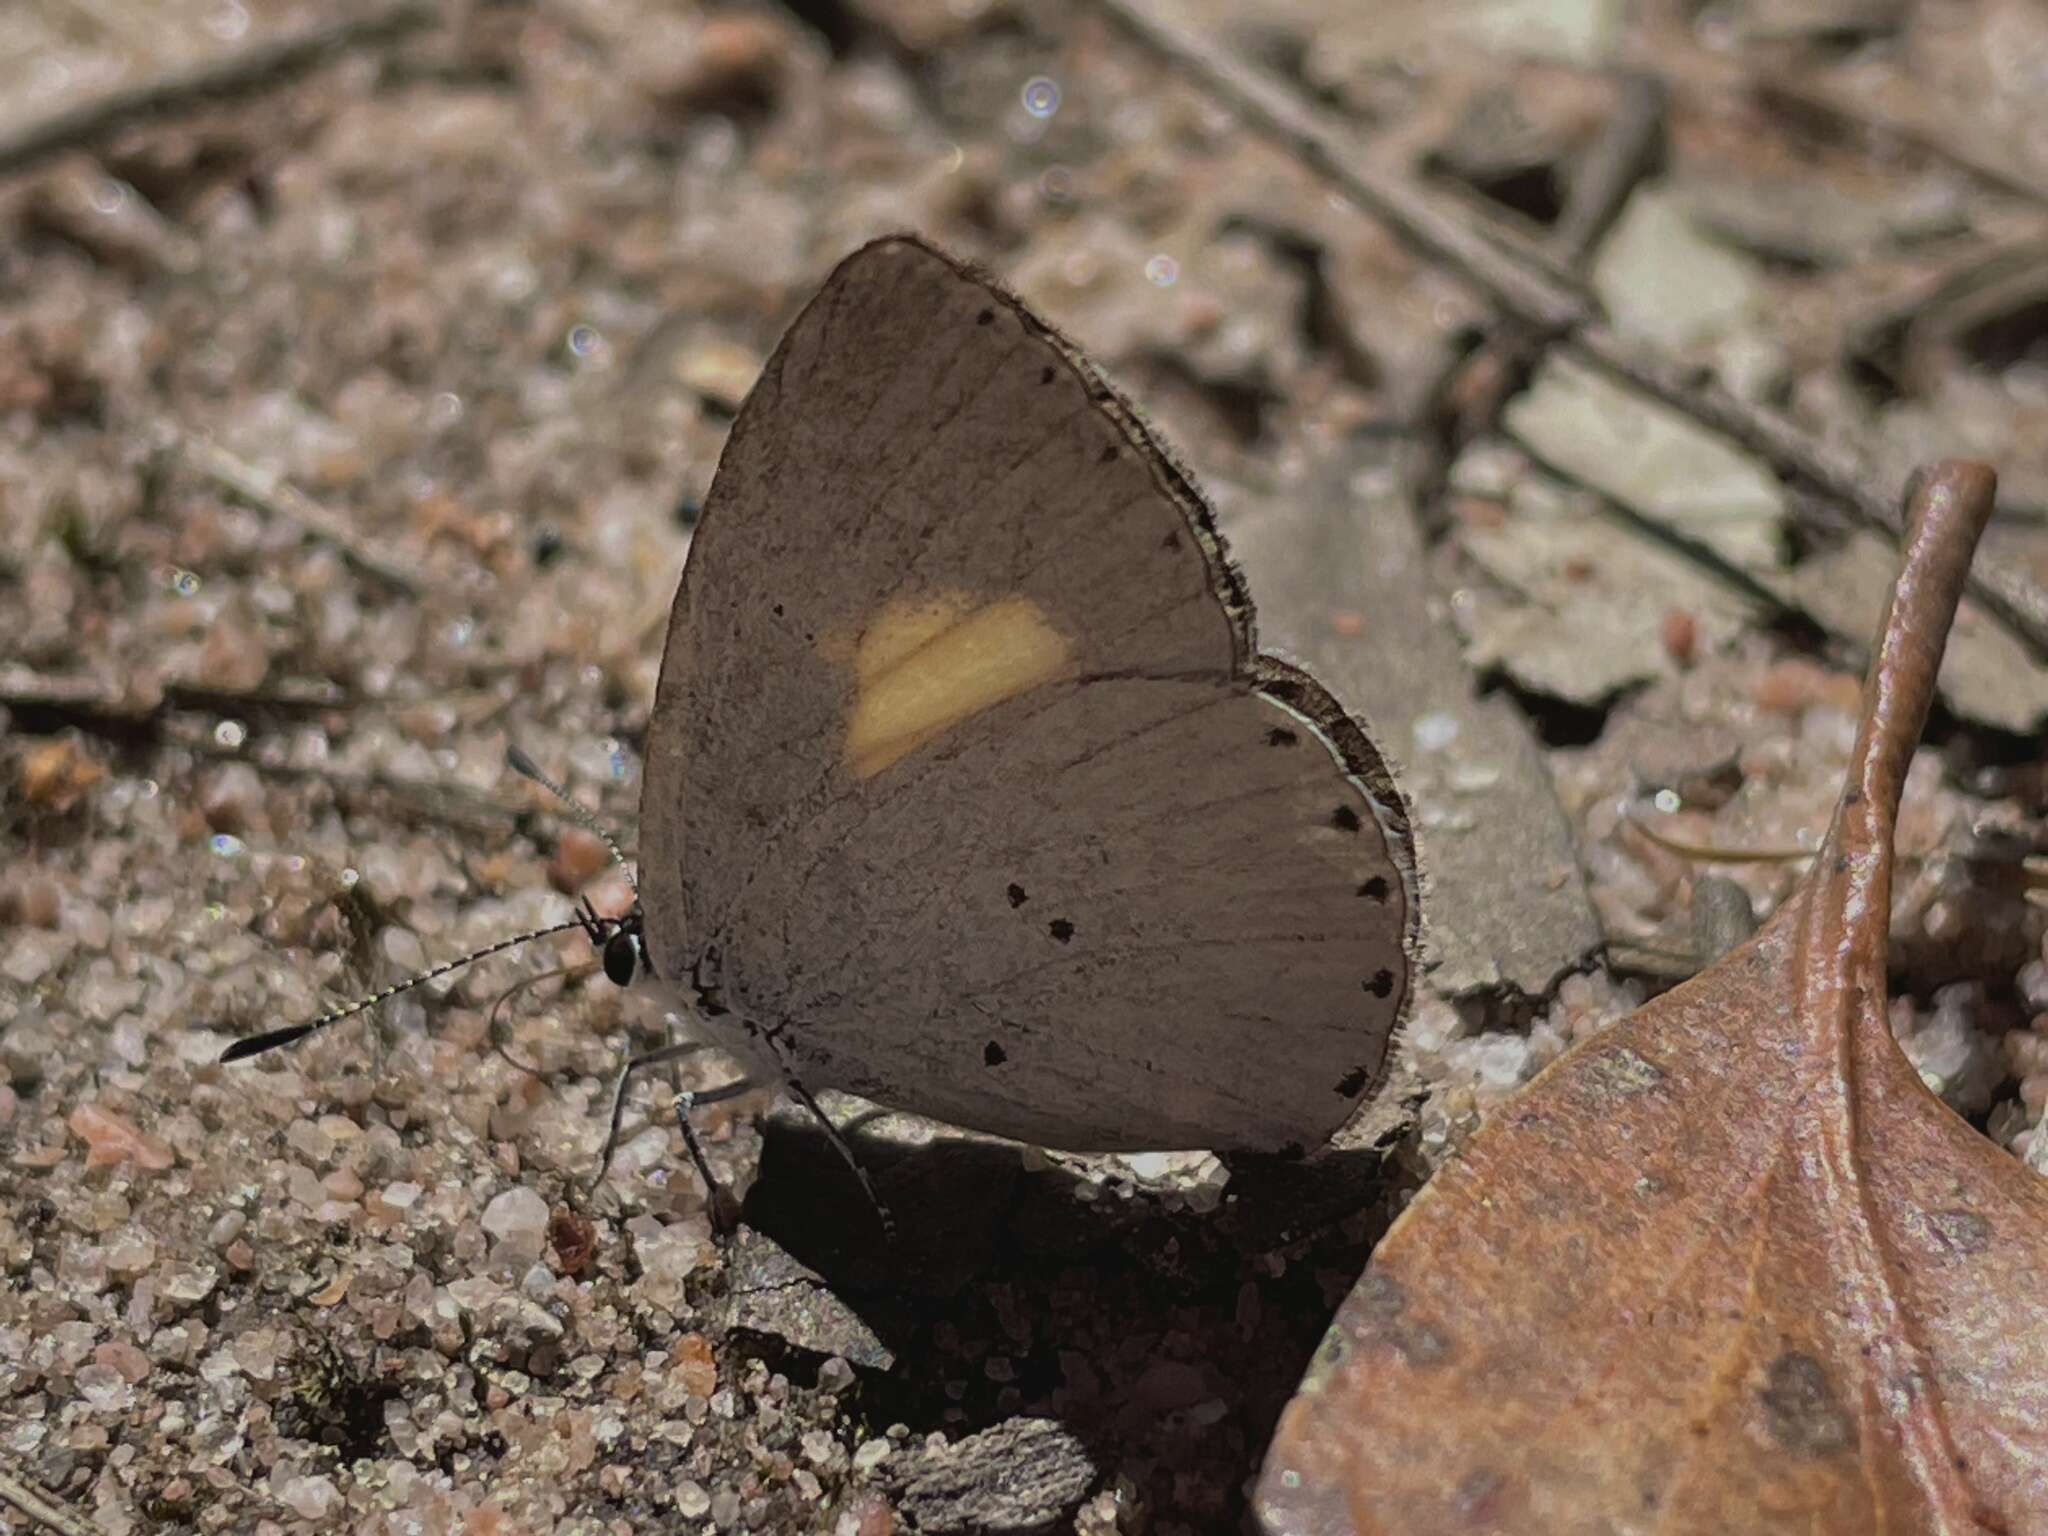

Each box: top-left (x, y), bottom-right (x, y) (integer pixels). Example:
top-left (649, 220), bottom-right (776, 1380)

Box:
top-left (723, 1107), bottom-right (1408, 1532)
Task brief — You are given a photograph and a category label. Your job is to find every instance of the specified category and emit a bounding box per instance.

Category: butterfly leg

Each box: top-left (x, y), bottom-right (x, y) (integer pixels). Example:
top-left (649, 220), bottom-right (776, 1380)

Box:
top-left (592, 1039), bottom-right (747, 1190)
top-left (671, 1079), bottom-right (752, 1235)
top-left (781, 1073), bottom-right (897, 1244)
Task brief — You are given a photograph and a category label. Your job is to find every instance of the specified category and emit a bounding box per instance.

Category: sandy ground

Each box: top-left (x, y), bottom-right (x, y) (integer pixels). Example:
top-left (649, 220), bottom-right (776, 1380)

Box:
top-left (4, 1), bottom-right (2048, 1532)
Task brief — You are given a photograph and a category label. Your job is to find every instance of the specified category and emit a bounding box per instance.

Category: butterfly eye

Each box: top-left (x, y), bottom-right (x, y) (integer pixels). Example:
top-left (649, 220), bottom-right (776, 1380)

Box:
top-left (602, 930), bottom-right (641, 987)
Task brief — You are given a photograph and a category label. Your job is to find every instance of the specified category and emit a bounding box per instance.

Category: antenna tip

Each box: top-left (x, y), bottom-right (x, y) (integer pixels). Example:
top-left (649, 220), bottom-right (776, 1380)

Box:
top-left (219, 1022), bottom-right (314, 1062)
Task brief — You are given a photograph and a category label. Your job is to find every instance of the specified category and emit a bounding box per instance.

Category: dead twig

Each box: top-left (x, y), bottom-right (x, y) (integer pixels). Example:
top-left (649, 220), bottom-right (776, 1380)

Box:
top-left (1551, 71), bottom-right (1669, 271)
top-left (174, 430), bottom-right (424, 596)
top-left (0, 1), bottom-right (438, 180)
top-left (1421, 68), bottom-right (1667, 495)
top-left (1091, 0), bottom-right (1588, 333)
top-left (0, 665), bottom-right (523, 832)
top-left (1088, 0), bottom-right (2048, 664)
top-left (0, 665), bottom-right (344, 729)
top-left (1845, 236), bottom-right (2048, 398)
top-left (1626, 812), bottom-right (1813, 864)
top-left (0, 1470), bottom-right (103, 1536)
top-left (1754, 75), bottom-right (2048, 212)
top-left (1498, 424), bottom-right (1834, 644)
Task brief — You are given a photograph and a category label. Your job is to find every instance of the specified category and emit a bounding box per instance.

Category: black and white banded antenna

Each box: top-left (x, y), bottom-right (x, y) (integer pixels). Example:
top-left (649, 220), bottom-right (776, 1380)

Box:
top-left (218, 745), bottom-right (647, 1065)
top-left (505, 743), bottom-right (636, 890)
top-left (218, 898), bottom-right (638, 1063)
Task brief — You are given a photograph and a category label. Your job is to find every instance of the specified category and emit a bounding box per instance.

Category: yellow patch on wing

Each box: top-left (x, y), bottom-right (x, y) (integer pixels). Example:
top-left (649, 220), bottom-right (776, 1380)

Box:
top-left (836, 592), bottom-right (1072, 779)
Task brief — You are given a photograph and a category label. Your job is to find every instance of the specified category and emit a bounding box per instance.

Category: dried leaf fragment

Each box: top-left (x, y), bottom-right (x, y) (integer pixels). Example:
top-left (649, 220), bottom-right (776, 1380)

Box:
top-left (549, 1204), bottom-right (598, 1277)
top-left (69, 1102), bottom-right (176, 1172)
top-left (20, 737), bottom-right (105, 812)
top-left (1258, 462), bottom-right (2048, 1535)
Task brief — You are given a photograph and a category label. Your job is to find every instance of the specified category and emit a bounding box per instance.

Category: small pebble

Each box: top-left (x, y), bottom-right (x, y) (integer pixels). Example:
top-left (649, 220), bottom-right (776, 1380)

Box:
top-left (197, 762), bottom-right (267, 835)
top-left (548, 827), bottom-right (613, 894)
top-left (287, 1119), bottom-right (335, 1164)
top-left (1660, 607), bottom-right (1698, 667)
top-left (854, 1438), bottom-right (892, 1472)
top-left (323, 1168), bottom-right (364, 1201)
top-left (75, 1363), bottom-right (134, 1412)
top-left (279, 1474), bottom-right (340, 1520)
top-left (1412, 711), bottom-right (1461, 754)
top-left (675, 1333), bottom-right (717, 1399)
top-left (480, 1185), bottom-right (550, 1241)
top-left (69, 1102), bottom-right (175, 1171)
top-left (2, 875), bottom-right (62, 928)
top-left (106, 1229), bottom-right (156, 1278)
top-left (1753, 658), bottom-right (1859, 717)
top-left (651, 14), bottom-right (800, 118)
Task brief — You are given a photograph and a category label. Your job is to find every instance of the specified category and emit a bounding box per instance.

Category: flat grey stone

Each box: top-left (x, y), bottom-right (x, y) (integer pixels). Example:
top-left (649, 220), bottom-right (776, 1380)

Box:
top-left (724, 1227), bottom-right (895, 1371)
top-left (891, 1418), bottom-right (1098, 1535)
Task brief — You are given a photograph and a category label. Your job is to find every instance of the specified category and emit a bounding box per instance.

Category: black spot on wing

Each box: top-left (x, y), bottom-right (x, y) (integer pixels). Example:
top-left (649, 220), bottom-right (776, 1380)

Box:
top-left (1049, 918), bottom-right (1075, 943)
top-left (1007, 883), bottom-right (1028, 908)
top-left (1364, 968), bottom-right (1394, 998)
top-left (1358, 876), bottom-right (1390, 901)
top-left (984, 1041), bottom-right (1007, 1066)
top-left (1332, 805), bottom-right (1362, 832)
top-left (1266, 727), bottom-right (1298, 747)
top-left (1336, 1066), bottom-right (1370, 1097)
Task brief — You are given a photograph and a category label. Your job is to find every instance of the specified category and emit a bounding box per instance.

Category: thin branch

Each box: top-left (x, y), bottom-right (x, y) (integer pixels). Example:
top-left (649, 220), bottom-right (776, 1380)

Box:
top-left (173, 429), bottom-right (424, 596)
top-left (1092, 0), bottom-right (1589, 333)
top-left (1421, 68), bottom-right (1667, 489)
top-left (1087, 0), bottom-right (2048, 663)
top-left (0, 2), bottom-right (437, 179)
top-left (1500, 423), bottom-right (1838, 650)
top-left (0, 1471), bottom-right (103, 1536)
top-left (1550, 71), bottom-right (1668, 268)
top-left (0, 666), bottom-right (526, 832)
top-left (1753, 75), bottom-right (2048, 212)
top-left (0, 665), bottom-right (343, 726)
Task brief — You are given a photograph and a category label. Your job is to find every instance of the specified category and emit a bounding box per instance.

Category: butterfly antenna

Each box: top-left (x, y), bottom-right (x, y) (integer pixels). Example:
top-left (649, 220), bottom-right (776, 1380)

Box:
top-left (218, 915), bottom-right (598, 1063)
top-left (505, 744), bottom-right (636, 890)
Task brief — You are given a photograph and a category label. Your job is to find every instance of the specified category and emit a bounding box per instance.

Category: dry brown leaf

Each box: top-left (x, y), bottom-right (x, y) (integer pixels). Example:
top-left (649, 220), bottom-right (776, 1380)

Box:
top-left (19, 736), bottom-right (105, 812)
top-left (1258, 462), bottom-right (2048, 1535)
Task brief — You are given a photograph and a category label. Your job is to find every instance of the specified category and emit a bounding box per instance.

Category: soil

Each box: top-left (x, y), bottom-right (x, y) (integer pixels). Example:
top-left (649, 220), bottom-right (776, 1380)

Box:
top-left (3, 2), bottom-right (2047, 1533)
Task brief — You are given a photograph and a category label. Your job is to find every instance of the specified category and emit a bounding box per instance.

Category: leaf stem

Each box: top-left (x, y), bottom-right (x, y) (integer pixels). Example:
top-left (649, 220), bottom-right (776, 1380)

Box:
top-left (1842, 462), bottom-right (1998, 860)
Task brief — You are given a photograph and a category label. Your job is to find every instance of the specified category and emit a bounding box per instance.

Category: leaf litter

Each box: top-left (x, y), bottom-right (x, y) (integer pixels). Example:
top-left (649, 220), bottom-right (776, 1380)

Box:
top-left (1258, 461), bottom-right (2048, 1535)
